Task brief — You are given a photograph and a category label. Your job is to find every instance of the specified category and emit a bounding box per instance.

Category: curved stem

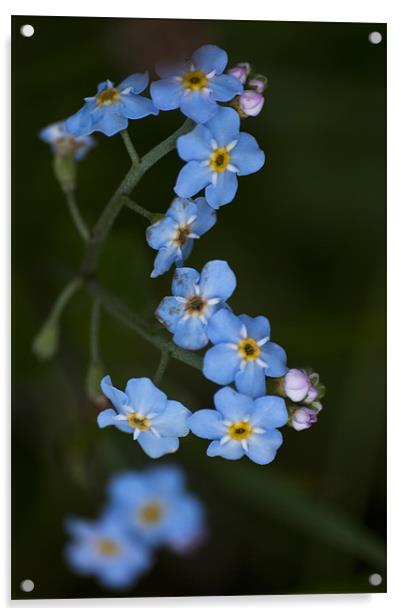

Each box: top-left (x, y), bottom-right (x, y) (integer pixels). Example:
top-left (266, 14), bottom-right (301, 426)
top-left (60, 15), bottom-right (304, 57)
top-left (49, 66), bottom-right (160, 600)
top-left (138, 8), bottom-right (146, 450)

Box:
top-left (63, 189), bottom-right (90, 241)
top-left (120, 129), bottom-right (139, 165)
top-left (153, 350), bottom-right (170, 385)
top-left (121, 195), bottom-right (154, 221)
top-left (49, 277), bottom-right (83, 323)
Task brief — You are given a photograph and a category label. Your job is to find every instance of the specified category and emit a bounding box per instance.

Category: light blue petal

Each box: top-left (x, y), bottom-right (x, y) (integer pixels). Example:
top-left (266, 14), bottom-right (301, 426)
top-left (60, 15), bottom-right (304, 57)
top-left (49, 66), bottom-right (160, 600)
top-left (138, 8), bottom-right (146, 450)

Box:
top-left (231, 133), bottom-right (265, 176)
top-left (192, 197), bottom-right (217, 235)
top-left (166, 198), bottom-right (197, 225)
top-left (239, 314), bottom-right (270, 341)
top-left (152, 400), bottom-right (191, 437)
top-left (179, 91), bottom-right (217, 123)
top-left (246, 431), bottom-right (283, 465)
top-left (173, 317), bottom-right (209, 350)
top-left (125, 377), bottom-right (167, 415)
top-left (155, 296), bottom-right (184, 332)
top-left (206, 308), bottom-right (242, 344)
top-left (235, 362), bottom-right (266, 398)
top-left (209, 74), bottom-right (243, 101)
top-left (39, 122), bottom-right (65, 143)
top-left (261, 342), bottom-right (288, 377)
top-left (176, 124), bottom-right (212, 162)
top-left (199, 260), bottom-right (236, 301)
top-left (205, 171), bottom-right (238, 209)
top-left (175, 162), bottom-right (212, 199)
top-left (213, 386), bottom-right (254, 421)
top-left (165, 495), bottom-right (205, 551)
top-left (188, 409), bottom-right (227, 439)
top-left (203, 344), bottom-right (240, 385)
top-left (180, 238), bottom-right (194, 263)
top-left (65, 543), bottom-right (97, 575)
top-left (146, 216), bottom-right (177, 249)
top-left (155, 61), bottom-right (188, 79)
top-left (90, 106), bottom-right (128, 136)
top-left (138, 432), bottom-right (180, 458)
top-left (65, 106), bottom-right (94, 137)
top-left (205, 107), bottom-right (240, 147)
top-left (119, 72), bottom-right (149, 94)
top-left (107, 472), bottom-right (145, 502)
top-left (144, 464), bottom-right (185, 494)
top-left (96, 79), bottom-right (113, 93)
top-left (119, 94), bottom-right (158, 119)
top-left (150, 78), bottom-right (182, 110)
top-left (252, 396), bottom-right (288, 429)
top-left (100, 375), bottom-right (128, 413)
top-left (192, 44), bottom-right (228, 74)
top-left (97, 408), bottom-right (117, 428)
top-left (151, 246), bottom-right (179, 278)
top-left (207, 439), bottom-right (244, 460)
top-left (171, 266), bottom-right (200, 297)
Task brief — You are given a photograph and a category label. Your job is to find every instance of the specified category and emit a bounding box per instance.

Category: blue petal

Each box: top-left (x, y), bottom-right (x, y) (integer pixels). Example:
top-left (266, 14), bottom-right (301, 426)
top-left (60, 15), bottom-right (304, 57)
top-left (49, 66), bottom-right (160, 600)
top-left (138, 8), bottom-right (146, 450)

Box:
top-left (96, 79), bottom-right (114, 93)
top-left (231, 133), bottom-right (265, 176)
top-left (206, 309), bottom-right (243, 344)
top-left (125, 377), bottom-right (167, 415)
top-left (150, 78), bottom-right (182, 110)
top-left (100, 375), bottom-right (128, 413)
top-left (151, 246), bottom-right (179, 278)
top-left (90, 106), bottom-right (128, 136)
top-left (192, 197), bottom-right (217, 235)
top-left (252, 396), bottom-right (288, 429)
top-left (188, 409), bottom-right (227, 439)
top-left (205, 172), bottom-right (238, 209)
top-left (155, 296), bottom-right (184, 331)
top-left (246, 431), bottom-right (283, 465)
top-left (179, 91), bottom-right (217, 123)
top-left (177, 124), bottom-right (212, 162)
top-left (107, 472), bottom-right (145, 502)
top-left (119, 72), bottom-right (149, 94)
top-left (146, 216), bottom-right (177, 249)
top-left (171, 266), bottom-right (200, 297)
top-left (138, 432), bottom-right (179, 458)
top-left (144, 464), bottom-right (185, 494)
top-left (192, 44), bottom-right (228, 74)
top-left (166, 198), bottom-right (197, 225)
top-left (39, 122), bottom-right (65, 143)
top-left (239, 314), bottom-right (270, 341)
top-left (97, 408), bottom-right (117, 428)
top-left (261, 342), bottom-right (288, 377)
top-left (175, 162), bottom-right (212, 199)
top-left (205, 107), bottom-right (240, 147)
top-left (65, 106), bottom-right (94, 137)
top-left (152, 400), bottom-right (191, 436)
top-left (173, 316), bottom-right (208, 350)
top-left (209, 74), bottom-right (243, 101)
top-left (235, 362), bottom-right (266, 398)
top-left (207, 439), bottom-right (244, 460)
top-left (199, 260), bottom-right (236, 301)
top-left (203, 344), bottom-right (240, 385)
top-left (214, 386), bottom-right (254, 421)
top-left (180, 238), bottom-right (194, 261)
top-left (119, 94), bottom-right (158, 119)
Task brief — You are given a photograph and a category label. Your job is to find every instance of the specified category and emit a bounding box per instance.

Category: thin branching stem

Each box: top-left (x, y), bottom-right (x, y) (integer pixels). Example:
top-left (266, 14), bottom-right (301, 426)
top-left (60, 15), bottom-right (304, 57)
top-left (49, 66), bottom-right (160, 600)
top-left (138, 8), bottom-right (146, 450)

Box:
top-left (120, 129), bottom-right (139, 165)
top-left (153, 350), bottom-right (171, 385)
top-left (63, 189), bottom-right (90, 241)
top-left (121, 195), bottom-right (154, 221)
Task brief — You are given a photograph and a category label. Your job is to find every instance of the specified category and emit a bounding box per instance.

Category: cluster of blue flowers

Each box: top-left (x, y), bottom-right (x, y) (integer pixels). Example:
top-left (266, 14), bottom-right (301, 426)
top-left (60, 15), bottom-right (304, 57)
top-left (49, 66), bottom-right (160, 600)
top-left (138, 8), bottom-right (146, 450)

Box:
top-left (65, 465), bottom-right (205, 590)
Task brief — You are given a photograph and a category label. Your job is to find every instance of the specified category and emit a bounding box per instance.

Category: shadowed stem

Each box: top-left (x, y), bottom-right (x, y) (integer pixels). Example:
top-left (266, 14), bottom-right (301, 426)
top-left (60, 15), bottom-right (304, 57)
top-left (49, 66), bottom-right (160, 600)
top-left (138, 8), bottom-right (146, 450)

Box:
top-left (120, 129), bottom-right (139, 165)
top-left (63, 189), bottom-right (90, 242)
top-left (153, 350), bottom-right (171, 385)
top-left (121, 195), bottom-right (154, 221)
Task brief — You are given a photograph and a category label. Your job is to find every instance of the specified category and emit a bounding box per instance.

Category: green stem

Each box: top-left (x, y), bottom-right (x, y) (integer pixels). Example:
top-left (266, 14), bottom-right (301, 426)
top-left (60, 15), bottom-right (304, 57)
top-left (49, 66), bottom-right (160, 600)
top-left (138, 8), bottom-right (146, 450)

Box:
top-left (85, 279), bottom-right (202, 372)
top-left (153, 350), bottom-right (170, 385)
top-left (49, 277), bottom-right (83, 323)
top-left (121, 195), bottom-right (154, 221)
top-left (90, 299), bottom-right (101, 363)
top-left (81, 118), bottom-right (194, 278)
top-left (63, 189), bottom-right (90, 242)
top-left (120, 129), bottom-right (139, 165)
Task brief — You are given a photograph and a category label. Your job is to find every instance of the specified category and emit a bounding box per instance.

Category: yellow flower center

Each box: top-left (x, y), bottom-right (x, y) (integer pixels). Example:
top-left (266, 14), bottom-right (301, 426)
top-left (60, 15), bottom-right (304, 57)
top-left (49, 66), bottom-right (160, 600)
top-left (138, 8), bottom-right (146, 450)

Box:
top-left (96, 539), bottom-right (120, 557)
top-left (182, 70), bottom-right (208, 91)
top-left (138, 502), bottom-right (164, 526)
top-left (96, 87), bottom-right (121, 106)
top-left (185, 294), bottom-right (207, 316)
top-left (238, 338), bottom-right (261, 361)
top-left (210, 147), bottom-right (231, 173)
top-left (228, 420), bottom-right (253, 441)
top-left (127, 412), bottom-right (150, 431)
top-left (174, 224), bottom-right (191, 247)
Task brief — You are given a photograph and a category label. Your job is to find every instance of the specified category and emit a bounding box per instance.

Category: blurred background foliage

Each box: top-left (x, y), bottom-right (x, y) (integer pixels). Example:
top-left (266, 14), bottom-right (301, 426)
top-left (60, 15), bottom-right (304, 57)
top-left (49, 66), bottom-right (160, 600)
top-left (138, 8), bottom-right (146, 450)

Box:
top-left (12, 16), bottom-right (386, 598)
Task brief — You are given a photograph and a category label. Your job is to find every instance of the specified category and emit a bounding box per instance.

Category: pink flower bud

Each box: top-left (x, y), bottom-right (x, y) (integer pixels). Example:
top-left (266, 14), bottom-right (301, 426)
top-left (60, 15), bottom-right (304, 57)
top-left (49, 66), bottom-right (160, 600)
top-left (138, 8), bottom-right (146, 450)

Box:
top-left (290, 407), bottom-right (318, 431)
top-left (238, 90), bottom-right (264, 117)
top-left (284, 369), bottom-right (311, 402)
top-left (248, 77), bottom-right (267, 93)
top-left (227, 62), bottom-right (251, 84)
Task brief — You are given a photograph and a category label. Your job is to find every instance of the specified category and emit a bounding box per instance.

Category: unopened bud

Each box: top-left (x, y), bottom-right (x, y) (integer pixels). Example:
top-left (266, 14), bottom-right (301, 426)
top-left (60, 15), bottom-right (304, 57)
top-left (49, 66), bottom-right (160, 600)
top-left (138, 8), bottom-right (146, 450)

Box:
top-left (248, 74), bottom-right (268, 93)
top-left (290, 407), bottom-right (318, 431)
top-left (86, 361), bottom-right (106, 405)
top-left (238, 90), bottom-right (265, 117)
top-left (53, 154), bottom-right (76, 192)
top-left (227, 62), bottom-right (251, 84)
top-left (32, 319), bottom-right (59, 361)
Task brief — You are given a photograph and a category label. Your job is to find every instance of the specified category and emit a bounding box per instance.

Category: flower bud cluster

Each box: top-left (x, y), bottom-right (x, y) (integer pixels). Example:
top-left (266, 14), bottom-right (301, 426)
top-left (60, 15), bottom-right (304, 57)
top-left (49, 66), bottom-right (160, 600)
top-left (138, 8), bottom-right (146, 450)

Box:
top-left (228, 63), bottom-right (268, 118)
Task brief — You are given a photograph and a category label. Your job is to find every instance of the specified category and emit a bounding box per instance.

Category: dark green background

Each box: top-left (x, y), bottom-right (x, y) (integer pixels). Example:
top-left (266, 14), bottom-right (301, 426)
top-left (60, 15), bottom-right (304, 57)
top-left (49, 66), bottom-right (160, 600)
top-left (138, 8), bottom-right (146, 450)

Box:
top-left (12, 16), bottom-right (386, 599)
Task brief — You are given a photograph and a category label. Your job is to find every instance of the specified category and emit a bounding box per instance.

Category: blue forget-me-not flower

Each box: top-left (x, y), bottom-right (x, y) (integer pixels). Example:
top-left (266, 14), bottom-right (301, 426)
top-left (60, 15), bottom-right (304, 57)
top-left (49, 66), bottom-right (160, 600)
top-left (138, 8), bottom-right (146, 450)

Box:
top-left (66, 73), bottom-right (158, 137)
top-left (175, 107), bottom-right (265, 209)
top-left (39, 120), bottom-right (95, 159)
top-left (155, 260), bottom-right (237, 350)
top-left (203, 309), bottom-right (287, 398)
top-left (188, 386), bottom-right (288, 465)
top-left (146, 197), bottom-right (216, 278)
top-left (65, 513), bottom-right (152, 589)
top-left (97, 376), bottom-right (190, 458)
top-left (150, 44), bottom-right (243, 123)
top-left (105, 465), bottom-right (205, 552)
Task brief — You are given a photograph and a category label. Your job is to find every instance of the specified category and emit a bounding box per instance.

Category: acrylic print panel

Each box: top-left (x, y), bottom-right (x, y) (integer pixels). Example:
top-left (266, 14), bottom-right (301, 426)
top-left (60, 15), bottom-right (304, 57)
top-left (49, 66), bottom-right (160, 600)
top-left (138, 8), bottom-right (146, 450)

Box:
top-left (12, 16), bottom-right (386, 599)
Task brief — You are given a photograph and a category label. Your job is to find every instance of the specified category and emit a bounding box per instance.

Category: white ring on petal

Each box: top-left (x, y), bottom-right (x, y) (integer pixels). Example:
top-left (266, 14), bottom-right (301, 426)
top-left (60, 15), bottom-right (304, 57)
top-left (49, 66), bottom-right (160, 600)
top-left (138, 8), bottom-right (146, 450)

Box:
top-left (227, 164), bottom-right (238, 173)
top-left (256, 358), bottom-right (269, 369)
top-left (220, 435), bottom-right (231, 445)
top-left (150, 427), bottom-right (161, 438)
top-left (175, 296), bottom-right (187, 303)
top-left (241, 440), bottom-right (249, 452)
top-left (226, 140), bottom-right (238, 151)
top-left (206, 70), bottom-right (216, 79)
top-left (257, 337), bottom-right (270, 347)
top-left (240, 325), bottom-right (248, 338)
top-left (207, 297), bottom-right (221, 305)
top-left (133, 429), bottom-right (141, 440)
top-left (211, 172), bottom-right (218, 186)
top-left (210, 139), bottom-right (218, 150)
top-left (187, 215), bottom-right (197, 224)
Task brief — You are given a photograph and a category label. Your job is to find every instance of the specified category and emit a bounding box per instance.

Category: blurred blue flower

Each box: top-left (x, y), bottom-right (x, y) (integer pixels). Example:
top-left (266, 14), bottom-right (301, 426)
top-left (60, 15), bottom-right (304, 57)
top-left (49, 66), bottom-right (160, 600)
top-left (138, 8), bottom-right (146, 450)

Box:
top-left (188, 386), bottom-right (288, 465)
top-left (97, 376), bottom-right (190, 458)
top-left (105, 465), bottom-right (205, 552)
top-left (39, 120), bottom-right (95, 160)
top-left (150, 44), bottom-right (242, 123)
top-left (65, 513), bottom-right (152, 590)
top-left (65, 73), bottom-right (158, 137)
top-left (155, 260), bottom-right (237, 350)
top-left (203, 309), bottom-right (287, 398)
top-left (175, 107), bottom-right (265, 208)
top-left (146, 197), bottom-right (216, 278)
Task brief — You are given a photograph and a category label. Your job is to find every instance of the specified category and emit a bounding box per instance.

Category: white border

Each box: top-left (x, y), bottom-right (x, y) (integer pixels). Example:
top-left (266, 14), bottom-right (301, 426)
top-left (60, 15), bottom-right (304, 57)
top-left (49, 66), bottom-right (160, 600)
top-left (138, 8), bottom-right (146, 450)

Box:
top-left (2, 0), bottom-right (403, 614)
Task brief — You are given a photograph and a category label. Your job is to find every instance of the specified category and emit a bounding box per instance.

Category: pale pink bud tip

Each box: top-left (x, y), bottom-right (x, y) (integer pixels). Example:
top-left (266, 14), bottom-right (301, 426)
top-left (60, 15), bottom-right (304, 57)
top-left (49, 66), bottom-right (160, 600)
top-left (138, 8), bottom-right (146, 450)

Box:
top-left (291, 407), bottom-right (318, 431)
top-left (238, 90), bottom-right (264, 117)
